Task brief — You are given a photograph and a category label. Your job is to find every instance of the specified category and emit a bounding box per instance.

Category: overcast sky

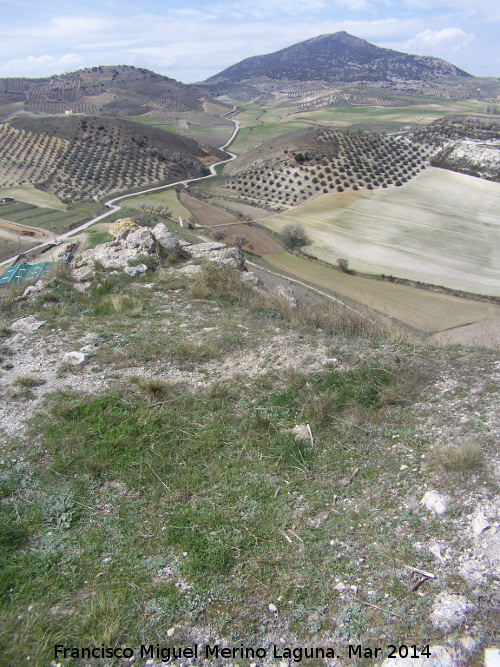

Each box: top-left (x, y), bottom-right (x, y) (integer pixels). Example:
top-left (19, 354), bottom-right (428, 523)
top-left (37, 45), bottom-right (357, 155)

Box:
top-left (1, 0), bottom-right (499, 82)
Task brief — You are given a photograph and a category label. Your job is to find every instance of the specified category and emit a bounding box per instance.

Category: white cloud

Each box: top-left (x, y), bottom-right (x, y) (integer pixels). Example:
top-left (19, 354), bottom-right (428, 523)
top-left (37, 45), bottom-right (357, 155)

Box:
top-left (405, 28), bottom-right (474, 53)
top-left (0, 53), bottom-right (83, 77)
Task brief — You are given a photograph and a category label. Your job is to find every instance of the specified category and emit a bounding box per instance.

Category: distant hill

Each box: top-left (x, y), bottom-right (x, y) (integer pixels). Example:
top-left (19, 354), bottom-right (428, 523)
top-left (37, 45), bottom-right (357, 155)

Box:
top-left (0, 65), bottom-right (214, 121)
top-left (205, 31), bottom-right (472, 85)
top-left (0, 114), bottom-right (225, 201)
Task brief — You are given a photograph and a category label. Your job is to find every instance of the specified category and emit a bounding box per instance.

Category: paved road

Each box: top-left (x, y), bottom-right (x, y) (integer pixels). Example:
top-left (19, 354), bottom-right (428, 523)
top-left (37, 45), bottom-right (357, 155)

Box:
top-left (0, 108), bottom-right (240, 269)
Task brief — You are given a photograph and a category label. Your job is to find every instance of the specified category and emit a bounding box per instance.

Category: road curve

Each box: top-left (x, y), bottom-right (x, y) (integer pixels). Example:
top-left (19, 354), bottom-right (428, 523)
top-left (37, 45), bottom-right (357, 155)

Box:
top-left (0, 108), bottom-right (240, 269)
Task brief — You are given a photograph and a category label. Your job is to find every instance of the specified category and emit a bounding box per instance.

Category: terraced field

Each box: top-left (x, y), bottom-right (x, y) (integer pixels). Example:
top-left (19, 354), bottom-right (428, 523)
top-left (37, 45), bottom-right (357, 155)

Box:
top-left (260, 168), bottom-right (500, 296)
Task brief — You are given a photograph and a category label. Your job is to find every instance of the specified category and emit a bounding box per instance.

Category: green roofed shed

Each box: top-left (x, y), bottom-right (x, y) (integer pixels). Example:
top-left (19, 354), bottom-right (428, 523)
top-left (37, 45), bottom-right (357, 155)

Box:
top-left (0, 262), bottom-right (55, 287)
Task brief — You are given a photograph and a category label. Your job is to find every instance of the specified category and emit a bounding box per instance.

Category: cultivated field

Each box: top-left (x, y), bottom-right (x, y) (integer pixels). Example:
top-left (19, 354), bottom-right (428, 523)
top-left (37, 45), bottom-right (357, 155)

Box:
top-left (262, 252), bottom-right (500, 335)
top-left (0, 185), bottom-right (67, 211)
top-left (124, 189), bottom-right (193, 223)
top-left (179, 192), bottom-right (238, 227)
top-left (261, 168), bottom-right (500, 296)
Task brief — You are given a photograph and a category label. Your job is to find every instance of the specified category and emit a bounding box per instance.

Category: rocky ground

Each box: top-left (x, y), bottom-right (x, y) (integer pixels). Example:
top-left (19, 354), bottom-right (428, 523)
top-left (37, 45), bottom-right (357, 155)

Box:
top-left (1, 223), bottom-right (499, 667)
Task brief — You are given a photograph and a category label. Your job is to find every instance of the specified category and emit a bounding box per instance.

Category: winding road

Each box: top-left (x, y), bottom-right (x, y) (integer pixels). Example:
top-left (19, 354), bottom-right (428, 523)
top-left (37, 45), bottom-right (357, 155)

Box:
top-left (0, 107), bottom-right (240, 269)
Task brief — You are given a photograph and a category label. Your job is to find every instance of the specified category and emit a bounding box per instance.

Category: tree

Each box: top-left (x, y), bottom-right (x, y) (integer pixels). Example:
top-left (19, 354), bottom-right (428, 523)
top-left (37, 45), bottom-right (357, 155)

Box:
top-left (212, 228), bottom-right (226, 242)
top-left (232, 233), bottom-right (248, 249)
top-left (280, 223), bottom-right (309, 249)
top-left (337, 258), bottom-right (349, 273)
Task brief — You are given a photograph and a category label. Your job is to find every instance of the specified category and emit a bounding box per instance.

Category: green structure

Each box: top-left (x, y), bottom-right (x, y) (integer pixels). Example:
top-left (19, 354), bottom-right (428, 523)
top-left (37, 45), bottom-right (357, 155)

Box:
top-left (0, 262), bottom-right (55, 287)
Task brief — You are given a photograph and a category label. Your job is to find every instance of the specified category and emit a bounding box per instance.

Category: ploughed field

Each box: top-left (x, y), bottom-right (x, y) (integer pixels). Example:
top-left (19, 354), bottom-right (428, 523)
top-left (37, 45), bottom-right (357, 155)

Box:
top-left (260, 168), bottom-right (500, 297)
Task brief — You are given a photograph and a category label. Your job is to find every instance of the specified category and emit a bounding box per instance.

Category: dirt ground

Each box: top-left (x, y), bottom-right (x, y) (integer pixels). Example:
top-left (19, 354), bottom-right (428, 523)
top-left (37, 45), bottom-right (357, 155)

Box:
top-left (211, 223), bottom-right (285, 254)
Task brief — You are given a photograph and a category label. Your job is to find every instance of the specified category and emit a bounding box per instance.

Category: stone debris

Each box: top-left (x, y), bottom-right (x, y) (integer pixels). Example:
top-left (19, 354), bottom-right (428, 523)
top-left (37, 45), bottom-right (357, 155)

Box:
top-left (430, 592), bottom-right (472, 631)
top-left (380, 646), bottom-right (457, 667)
top-left (62, 352), bottom-right (88, 365)
top-left (10, 315), bottom-right (46, 334)
top-left (420, 491), bottom-right (448, 515)
top-left (268, 603), bottom-right (278, 613)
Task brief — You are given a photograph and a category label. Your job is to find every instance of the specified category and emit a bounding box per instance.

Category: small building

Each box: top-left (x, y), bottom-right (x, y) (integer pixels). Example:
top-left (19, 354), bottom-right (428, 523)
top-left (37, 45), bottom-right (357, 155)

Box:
top-left (179, 216), bottom-right (191, 229)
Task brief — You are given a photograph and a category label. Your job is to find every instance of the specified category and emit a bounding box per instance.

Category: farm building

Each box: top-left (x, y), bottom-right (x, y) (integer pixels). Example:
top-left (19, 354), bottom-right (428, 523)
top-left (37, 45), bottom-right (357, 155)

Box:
top-left (0, 262), bottom-right (55, 287)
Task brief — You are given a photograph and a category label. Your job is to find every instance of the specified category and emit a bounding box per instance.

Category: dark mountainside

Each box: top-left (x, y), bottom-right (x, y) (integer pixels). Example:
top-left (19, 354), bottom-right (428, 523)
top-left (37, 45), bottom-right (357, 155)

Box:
top-left (205, 31), bottom-right (472, 84)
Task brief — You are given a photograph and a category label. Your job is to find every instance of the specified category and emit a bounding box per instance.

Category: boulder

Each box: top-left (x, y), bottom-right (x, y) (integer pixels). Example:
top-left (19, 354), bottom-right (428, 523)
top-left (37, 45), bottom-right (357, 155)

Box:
top-left (108, 218), bottom-right (139, 238)
top-left (125, 228), bottom-right (156, 254)
top-left (152, 223), bottom-right (180, 250)
top-left (10, 316), bottom-right (45, 334)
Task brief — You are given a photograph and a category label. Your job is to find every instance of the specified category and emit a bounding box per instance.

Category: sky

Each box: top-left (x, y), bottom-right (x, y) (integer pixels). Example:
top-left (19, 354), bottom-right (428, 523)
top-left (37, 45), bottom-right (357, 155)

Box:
top-left (0, 0), bottom-right (499, 82)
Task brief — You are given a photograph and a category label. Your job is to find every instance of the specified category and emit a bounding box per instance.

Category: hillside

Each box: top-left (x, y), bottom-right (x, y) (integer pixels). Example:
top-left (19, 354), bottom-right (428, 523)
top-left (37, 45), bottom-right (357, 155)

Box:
top-left (0, 65), bottom-right (217, 121)
top-left (0, 227), bottom-right (499, 666)
top-left (205, 32), bottom-right (472, 85)
top-left (0, 115), bottom-right (225, 201)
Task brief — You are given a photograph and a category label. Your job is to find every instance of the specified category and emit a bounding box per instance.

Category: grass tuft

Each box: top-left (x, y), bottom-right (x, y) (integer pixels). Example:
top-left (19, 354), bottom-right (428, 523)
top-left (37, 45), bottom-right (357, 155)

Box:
top-left (430, 442), bottom-right (485, 473)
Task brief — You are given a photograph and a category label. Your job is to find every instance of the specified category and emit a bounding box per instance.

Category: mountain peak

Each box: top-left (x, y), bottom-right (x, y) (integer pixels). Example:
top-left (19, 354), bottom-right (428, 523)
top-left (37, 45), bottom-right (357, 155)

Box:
top-left (205, 32), bottom-right (471, 84)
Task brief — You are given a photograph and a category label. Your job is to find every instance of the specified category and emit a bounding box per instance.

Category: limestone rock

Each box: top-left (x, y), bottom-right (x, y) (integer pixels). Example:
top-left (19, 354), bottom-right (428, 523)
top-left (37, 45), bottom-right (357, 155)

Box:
top-left (21, 280), bottom-right (45, 301)
top-left (152, 223), bottom-right (180, 250)
top-left (268, 603), bottom-right (278, 613)
top-left (485, 648), bottom-right (500, 667)
top-left (420, 491), bottom-right (448, 515)
top-left (380, 646), bottom-right (457, 667)
top-left (108, 218), bottom-right (139, 238)
top-left (292, 424), bottom-right (310, 442)
top-left (276, 286), bottom-right (299, 308)
top-left (125, 227), bottom-right (156, 254)
top-left (430, 592), bottom-right (472, 631)
top-left (186, 242), bottom-right (246, 270)
top-left (241, 271), bottom-right (263, 289)
top-left (10, 316), bottom-right (45, 334)
top-left (123, 264), bottom-right (147, 277)
top-left (63, 352), bottom-right (88, 365)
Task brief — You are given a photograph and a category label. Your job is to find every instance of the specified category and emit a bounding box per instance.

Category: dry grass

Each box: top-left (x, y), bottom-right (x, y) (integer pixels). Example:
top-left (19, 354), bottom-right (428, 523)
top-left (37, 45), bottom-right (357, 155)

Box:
top-left (110, 294), bottom-right (143, 318)
top-left (430, 442), bottom-right (485, 473)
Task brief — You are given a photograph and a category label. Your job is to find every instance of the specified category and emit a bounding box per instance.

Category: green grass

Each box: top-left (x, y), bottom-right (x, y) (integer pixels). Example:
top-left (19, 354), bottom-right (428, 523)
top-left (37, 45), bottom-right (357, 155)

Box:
top-left (0, 355), bottom-right (434, 665)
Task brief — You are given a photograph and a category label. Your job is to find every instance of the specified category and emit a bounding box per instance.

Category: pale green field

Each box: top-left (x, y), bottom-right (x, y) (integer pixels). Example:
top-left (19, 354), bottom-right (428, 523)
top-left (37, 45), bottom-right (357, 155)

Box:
top-left (261, 168), bottom-right (500, 296)
top-left (263, 252), bottom-right (500, 333)
top-left (0, 185), bottom-right (67, 211)
top-left (123, 189), bottom-right (193, 223)
top-left (229, 100), bottom-right (486, 154)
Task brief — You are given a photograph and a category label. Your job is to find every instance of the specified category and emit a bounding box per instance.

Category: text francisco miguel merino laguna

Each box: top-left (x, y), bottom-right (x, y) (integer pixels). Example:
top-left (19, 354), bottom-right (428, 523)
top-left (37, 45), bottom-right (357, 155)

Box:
top-left (54, 643), bottom-right (433, 662)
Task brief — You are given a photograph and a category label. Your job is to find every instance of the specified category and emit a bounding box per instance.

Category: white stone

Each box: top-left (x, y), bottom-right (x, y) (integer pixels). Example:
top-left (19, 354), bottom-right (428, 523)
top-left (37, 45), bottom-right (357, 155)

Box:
top-left (380, 646), bottom-right (457, 667)
top-left (472, 513), bottom-right (491, 536)
top-left (63, 352), bottom-right (88, 365)
top-left (268, 603), bottom-right (278, 613)
top-left (167, 627), bottom-right (175, 637)
top-left (292, 424), bottom-right (310, 442)
top-left (430, 592), bottom-right (472, 631)
top-left (334, 582), bottom-right (346, 591)
top-left (420, 491), bottom-right (448, 515)
top-left (485, 648), bottom-right (500, 667)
